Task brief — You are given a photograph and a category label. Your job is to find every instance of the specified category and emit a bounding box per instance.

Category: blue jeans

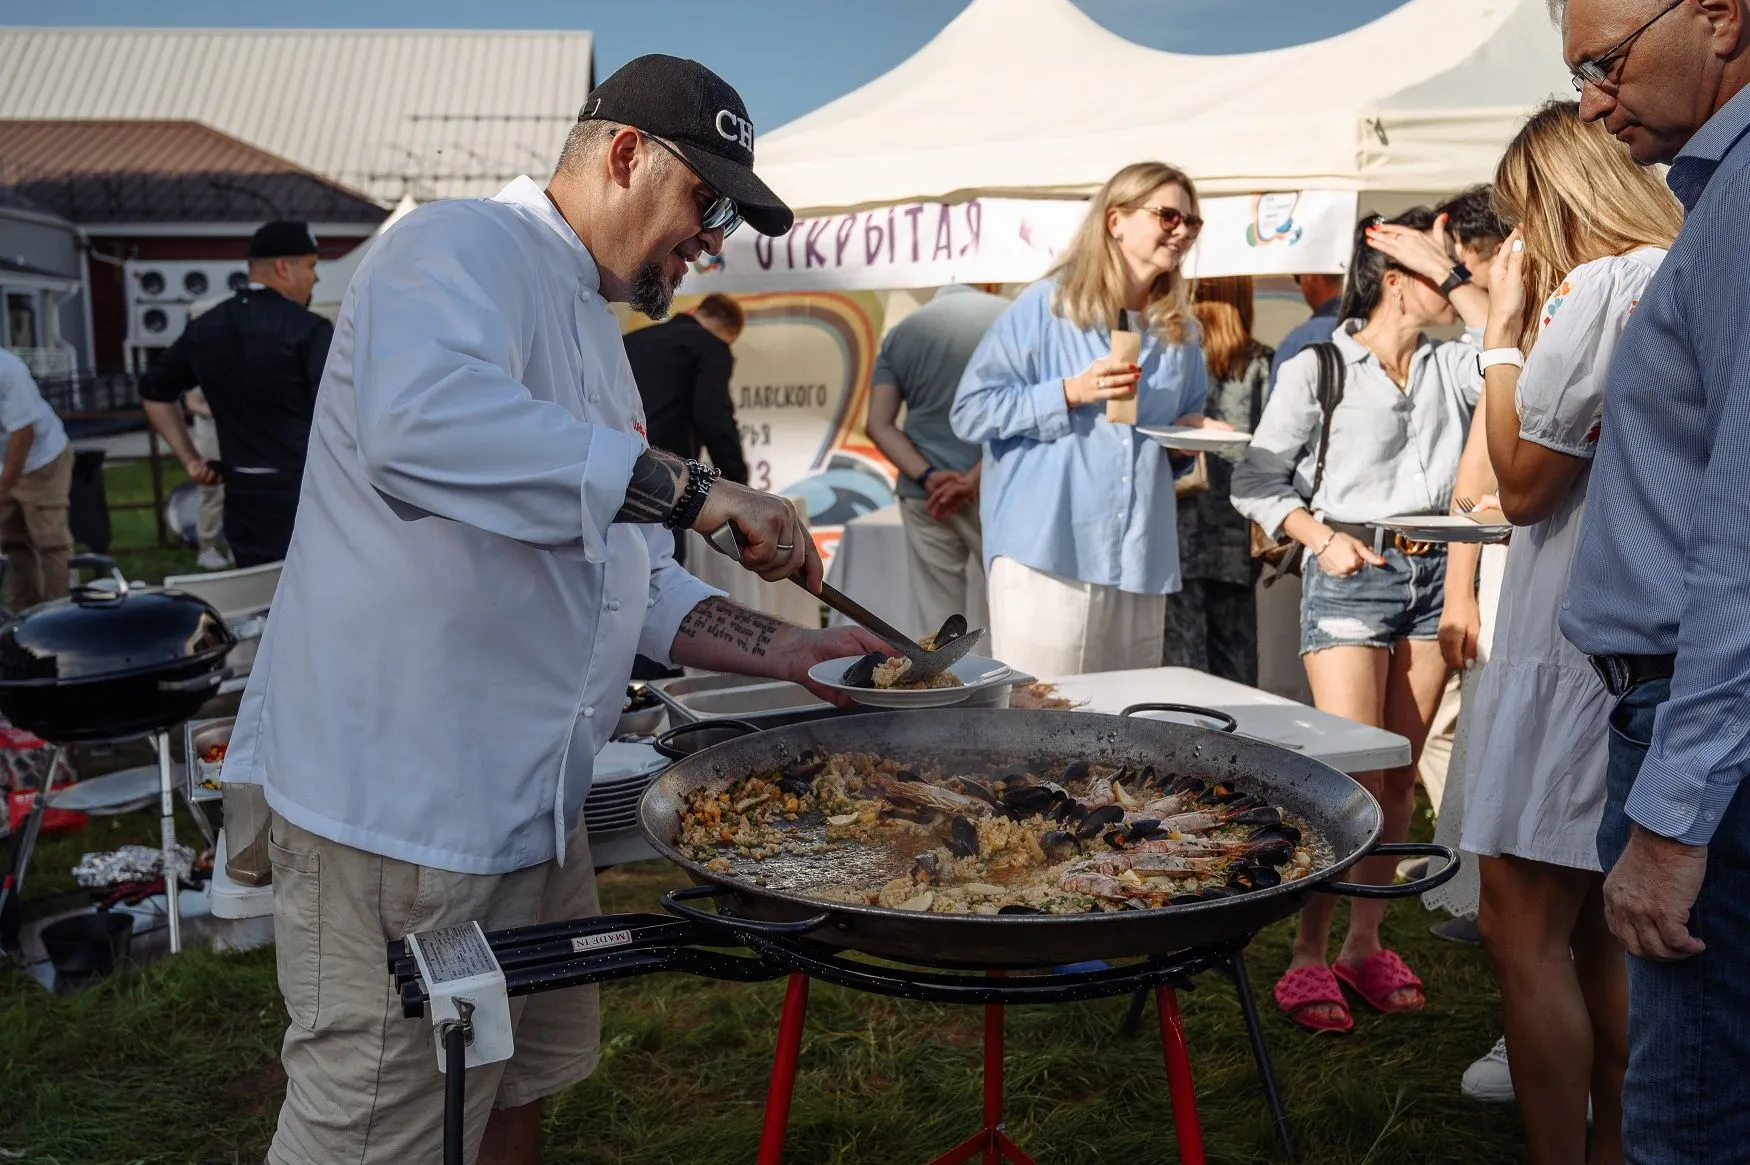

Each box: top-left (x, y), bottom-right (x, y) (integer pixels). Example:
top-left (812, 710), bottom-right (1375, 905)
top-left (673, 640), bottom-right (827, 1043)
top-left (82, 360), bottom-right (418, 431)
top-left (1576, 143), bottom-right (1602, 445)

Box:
top-left (1598, 676), bottom-right (1750, 1164)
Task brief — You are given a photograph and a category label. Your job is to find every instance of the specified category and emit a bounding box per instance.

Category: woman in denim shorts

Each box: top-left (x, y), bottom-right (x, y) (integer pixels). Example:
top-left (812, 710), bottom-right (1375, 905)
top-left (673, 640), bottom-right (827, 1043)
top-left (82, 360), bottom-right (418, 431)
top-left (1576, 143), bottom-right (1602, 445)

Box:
top-left (1233, 209), bottom-right (1486, 1033)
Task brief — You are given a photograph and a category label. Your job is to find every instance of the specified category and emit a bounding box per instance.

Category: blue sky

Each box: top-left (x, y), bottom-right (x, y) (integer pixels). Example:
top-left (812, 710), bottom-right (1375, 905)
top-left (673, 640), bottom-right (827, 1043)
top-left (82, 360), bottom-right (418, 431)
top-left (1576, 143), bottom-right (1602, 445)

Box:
top-left (8, 0), bottom-right (1412, 130)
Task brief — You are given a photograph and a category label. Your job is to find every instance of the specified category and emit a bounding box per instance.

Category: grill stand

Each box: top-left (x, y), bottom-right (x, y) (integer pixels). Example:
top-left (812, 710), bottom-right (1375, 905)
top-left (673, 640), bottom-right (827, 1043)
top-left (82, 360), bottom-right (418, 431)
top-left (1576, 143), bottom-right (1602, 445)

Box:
top-left (394, 899), bottom-right (1272, 1165)
top-left (755, 969), bottom-right (1206, 1165)
top-left (1120, 949), bottom-right (1299, 1162)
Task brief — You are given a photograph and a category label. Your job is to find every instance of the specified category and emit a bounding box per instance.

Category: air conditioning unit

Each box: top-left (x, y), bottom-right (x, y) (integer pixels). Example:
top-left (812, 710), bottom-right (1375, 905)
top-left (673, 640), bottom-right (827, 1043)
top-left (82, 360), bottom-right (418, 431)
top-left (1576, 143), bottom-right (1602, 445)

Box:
top-left (131, 301), bottom-right (190, 345)
top-left (127, 261), bottom-right (249, 304)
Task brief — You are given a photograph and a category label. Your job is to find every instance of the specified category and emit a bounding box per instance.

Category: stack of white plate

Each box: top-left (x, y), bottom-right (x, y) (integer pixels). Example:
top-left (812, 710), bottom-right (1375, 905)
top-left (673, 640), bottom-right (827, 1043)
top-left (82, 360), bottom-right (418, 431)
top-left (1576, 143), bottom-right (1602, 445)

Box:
top-left (582, 741), bottom-right (667, 835)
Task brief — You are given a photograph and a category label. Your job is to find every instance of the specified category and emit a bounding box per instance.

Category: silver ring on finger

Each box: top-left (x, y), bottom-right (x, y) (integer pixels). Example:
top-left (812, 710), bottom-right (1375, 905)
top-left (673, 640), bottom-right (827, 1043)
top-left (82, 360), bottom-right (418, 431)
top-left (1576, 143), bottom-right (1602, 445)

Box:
top-left (775, 541), bottom-right (795, 552)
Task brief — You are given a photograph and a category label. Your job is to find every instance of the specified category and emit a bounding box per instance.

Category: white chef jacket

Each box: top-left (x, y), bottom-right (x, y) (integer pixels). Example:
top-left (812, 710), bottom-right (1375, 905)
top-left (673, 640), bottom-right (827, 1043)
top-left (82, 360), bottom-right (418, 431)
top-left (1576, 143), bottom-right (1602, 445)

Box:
top-left (222, 176), bottom-right (721, 874)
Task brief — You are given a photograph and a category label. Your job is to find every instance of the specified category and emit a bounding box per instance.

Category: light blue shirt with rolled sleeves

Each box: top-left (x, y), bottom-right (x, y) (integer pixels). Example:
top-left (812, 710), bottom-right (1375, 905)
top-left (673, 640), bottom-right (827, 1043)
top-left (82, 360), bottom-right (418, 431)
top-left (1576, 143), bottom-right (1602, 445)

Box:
top-left (1561, 84), bottom-right (1750, 847)
top-left (949, 278), bottom-right (1208, 595)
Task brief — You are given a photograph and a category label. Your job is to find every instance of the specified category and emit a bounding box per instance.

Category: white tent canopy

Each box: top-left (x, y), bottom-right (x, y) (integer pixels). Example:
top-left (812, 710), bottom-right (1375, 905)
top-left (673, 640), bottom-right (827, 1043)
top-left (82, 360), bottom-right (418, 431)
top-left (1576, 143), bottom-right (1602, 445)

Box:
top-left (757, 0), bottom-right (1573, 216)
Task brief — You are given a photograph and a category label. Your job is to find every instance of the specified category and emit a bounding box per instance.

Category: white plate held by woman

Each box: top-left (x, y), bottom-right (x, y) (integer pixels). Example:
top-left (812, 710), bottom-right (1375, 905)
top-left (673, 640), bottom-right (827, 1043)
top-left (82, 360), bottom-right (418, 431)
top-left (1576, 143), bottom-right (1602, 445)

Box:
top-left (1379, 513), bottom-right (1513, 544)
top-left (808, 653), bottom-right (1014, 709)
top-left (1136, 425), bottom-right (1254, 453)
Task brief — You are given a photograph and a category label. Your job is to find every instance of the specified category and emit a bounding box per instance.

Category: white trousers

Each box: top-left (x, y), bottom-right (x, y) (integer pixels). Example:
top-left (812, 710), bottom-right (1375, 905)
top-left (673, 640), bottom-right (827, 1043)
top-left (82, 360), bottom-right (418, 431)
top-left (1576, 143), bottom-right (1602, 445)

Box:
top-left (987, 555), bottom-right (1166, 678)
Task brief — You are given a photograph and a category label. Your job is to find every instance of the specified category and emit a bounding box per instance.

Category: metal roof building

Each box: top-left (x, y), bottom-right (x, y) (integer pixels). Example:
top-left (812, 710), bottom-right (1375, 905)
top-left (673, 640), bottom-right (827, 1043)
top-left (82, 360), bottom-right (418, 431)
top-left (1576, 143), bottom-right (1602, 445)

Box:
top-left (0, 119), bottom-right (387, 225)
top-left (0, 28), bottom-right (596, 204)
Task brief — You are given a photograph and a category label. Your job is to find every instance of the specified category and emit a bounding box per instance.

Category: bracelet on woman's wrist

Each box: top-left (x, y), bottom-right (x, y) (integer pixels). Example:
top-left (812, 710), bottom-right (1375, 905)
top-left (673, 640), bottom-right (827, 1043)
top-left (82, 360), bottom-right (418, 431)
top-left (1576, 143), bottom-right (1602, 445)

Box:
top-left (1313, 531), bottom-right (1337, 557)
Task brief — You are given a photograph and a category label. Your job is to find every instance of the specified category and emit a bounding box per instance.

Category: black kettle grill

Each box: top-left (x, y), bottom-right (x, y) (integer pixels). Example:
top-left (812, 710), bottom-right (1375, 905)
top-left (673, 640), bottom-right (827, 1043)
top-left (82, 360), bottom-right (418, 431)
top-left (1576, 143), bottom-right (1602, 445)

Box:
top-left (0, 555), bottom-right (235, 742)
top-left (0, 555), bottom-right (236, 956)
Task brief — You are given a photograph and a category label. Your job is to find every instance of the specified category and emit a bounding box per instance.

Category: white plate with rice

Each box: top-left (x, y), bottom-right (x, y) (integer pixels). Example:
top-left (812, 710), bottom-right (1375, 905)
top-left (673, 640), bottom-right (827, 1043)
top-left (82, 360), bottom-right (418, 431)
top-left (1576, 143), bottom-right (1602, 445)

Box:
top-left (808, 653), bottom-right (1015, 709)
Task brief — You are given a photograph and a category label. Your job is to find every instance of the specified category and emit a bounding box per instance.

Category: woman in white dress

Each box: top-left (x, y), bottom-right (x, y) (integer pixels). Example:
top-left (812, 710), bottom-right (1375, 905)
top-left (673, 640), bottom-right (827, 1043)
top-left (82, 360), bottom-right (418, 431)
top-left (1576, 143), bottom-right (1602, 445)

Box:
top-left (1461, 101), bottom-right (1682, 1165)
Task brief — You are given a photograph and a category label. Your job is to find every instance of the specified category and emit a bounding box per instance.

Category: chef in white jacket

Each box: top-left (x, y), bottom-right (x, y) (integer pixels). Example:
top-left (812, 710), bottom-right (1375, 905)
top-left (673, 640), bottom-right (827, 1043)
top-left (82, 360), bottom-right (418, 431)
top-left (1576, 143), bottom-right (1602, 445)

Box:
top-left (223, 56), bottom-right (886, 1165)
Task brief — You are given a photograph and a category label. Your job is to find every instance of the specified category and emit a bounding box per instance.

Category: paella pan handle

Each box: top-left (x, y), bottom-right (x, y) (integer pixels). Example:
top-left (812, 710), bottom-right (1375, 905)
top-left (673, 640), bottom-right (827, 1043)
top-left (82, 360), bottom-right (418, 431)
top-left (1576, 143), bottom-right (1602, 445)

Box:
top-left (1316, 842), bottom-right (1459, 899)
top-left (661, 883), bottom-right (831, 937)
top-left (652, 718), bottom-right (764, 761)
top-left (1118, 703), bottom-right (1239, 734)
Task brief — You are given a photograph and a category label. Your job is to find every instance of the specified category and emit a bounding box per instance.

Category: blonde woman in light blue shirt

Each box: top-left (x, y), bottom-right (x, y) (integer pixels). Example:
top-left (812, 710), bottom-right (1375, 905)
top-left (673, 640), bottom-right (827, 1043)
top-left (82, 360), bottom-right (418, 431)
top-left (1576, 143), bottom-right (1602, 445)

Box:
top-left (951, 161), bottom-right (1225, 678)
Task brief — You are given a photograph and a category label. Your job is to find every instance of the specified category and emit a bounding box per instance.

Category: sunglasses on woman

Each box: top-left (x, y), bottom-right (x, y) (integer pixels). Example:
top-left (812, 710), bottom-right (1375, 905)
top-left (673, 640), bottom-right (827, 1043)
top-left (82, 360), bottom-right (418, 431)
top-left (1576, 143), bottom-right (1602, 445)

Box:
top-left (1140, 205), bottom-right (1204, 238)
top-left (646, 134), bottom-right (743, 238)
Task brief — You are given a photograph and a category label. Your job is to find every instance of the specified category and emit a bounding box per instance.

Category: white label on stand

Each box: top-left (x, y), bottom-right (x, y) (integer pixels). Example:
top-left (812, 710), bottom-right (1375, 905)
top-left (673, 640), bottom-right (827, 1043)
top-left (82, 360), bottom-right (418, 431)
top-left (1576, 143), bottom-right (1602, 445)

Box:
top-left (572, 929), bottom-right (634, 954)
top-left (411, 924), bottom-right (497, 984)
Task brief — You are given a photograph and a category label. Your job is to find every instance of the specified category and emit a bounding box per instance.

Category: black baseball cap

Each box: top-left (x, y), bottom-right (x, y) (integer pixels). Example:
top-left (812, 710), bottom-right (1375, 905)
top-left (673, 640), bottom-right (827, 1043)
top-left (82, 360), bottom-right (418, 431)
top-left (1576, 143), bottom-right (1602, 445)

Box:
top-left (248, 220), bottom-right (319, 259)
top-left (578, 54), bottom-right (793, 237)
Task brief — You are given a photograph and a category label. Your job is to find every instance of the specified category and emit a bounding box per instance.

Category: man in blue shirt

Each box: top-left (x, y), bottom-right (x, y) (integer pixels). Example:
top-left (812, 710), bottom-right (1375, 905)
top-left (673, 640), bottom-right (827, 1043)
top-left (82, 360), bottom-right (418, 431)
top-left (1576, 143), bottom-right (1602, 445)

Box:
top-left (1559, 0), bottom-right (1750, 1158)
top-left (1266, 272), bottom-right (1342, 395)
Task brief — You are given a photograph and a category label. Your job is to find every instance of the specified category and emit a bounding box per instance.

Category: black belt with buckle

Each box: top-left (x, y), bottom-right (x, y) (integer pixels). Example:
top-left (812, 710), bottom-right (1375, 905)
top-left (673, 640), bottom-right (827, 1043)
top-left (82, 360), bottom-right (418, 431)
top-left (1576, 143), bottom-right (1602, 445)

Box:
top-left (1325, 521), bottom-right (1437, 557)
top-left (1589, 653), bottom-right (1676, 698)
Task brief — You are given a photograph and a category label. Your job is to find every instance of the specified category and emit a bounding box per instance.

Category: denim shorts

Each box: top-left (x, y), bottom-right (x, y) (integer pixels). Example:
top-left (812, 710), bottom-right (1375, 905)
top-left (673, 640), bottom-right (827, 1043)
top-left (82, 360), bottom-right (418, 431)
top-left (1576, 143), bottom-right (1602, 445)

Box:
top-left (1298, 547), bottom-right (1447, 655)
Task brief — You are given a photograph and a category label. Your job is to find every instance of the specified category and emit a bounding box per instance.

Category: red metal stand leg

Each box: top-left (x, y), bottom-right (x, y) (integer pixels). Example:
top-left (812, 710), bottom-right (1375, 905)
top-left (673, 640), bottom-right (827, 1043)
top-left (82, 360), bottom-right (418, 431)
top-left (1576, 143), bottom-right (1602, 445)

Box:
top-left (757, 974), bottom-right (810, 1165)
top-left (926, 995), bottom-right (1039, 1165)
top-left (1156, 987), bottom-right (1207, 1165)
top-left (983, 1000), bottom-right (1003, 1165)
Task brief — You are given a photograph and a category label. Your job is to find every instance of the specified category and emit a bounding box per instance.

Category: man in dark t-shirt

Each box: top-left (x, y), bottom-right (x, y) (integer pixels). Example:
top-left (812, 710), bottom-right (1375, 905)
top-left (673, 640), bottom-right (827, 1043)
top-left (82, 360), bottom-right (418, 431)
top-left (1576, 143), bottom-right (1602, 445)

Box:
top-left (139, 220), bottom-right (333, 567)
top-left (624, 292), bottom-right (749, 487)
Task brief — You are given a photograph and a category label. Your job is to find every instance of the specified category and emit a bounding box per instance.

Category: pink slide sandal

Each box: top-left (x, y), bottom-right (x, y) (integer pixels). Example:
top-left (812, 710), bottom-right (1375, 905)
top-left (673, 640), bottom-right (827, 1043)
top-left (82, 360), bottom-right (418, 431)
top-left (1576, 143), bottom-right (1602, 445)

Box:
top-left (1273, 965), bottom-right (1354, 1034)
top-left (1333, 949), bottom-right (1425, 1014)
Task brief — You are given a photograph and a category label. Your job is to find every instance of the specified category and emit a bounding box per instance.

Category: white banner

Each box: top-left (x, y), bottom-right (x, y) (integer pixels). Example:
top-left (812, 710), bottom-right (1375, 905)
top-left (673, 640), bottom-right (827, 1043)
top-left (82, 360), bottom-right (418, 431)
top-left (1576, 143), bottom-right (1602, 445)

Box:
top-left (683, 191), bottom-right (1358, 293)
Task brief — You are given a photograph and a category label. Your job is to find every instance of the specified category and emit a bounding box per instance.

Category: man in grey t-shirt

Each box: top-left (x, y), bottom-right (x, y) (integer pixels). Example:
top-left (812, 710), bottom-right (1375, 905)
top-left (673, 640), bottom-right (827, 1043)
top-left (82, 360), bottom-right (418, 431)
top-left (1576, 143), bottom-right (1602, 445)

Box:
top-left (865, 284), bottom-right (1008, 633)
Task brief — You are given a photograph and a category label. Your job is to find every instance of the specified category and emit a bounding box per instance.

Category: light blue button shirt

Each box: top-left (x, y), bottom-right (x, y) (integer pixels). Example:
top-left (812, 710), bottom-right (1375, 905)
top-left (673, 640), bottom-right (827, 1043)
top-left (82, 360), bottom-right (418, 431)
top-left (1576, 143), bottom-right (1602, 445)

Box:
top-left (950, 278), bottom-right (1207, 595)
top-left (1561, 84), bottom-right (1750, 847)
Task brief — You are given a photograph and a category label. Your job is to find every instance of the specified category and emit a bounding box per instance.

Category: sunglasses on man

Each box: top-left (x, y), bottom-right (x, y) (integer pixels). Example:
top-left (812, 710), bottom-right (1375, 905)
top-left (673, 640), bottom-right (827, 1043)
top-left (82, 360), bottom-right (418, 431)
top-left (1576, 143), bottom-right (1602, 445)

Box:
top-left (1570, 0), bottom-right (1684, 93)
top-left (645, 134), bottom-right (743, 238)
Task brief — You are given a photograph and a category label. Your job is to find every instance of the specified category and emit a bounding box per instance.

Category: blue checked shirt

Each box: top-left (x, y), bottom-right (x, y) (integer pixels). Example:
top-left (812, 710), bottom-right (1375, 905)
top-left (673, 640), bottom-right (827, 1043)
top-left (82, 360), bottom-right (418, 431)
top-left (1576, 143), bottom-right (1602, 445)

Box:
top-left (1561, 85), bottom-right (1750, 847)
top-left (951, 278), bottom-right (1208, 595)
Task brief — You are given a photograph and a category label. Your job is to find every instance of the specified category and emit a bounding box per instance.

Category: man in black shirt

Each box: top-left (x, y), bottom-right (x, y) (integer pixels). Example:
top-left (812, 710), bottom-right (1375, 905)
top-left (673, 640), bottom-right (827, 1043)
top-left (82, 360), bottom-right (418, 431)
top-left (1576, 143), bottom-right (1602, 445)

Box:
top-left (624, 292), bottom-right (749, 490)
top-left (139, 221), bottom-right (333, 567)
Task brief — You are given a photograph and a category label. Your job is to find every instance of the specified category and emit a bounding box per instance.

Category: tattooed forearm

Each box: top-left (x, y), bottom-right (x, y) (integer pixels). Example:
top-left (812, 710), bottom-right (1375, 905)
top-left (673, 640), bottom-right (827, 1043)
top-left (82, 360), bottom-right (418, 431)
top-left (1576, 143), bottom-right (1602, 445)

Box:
top-left (676, 596), bottom-right (782, 659)
top-left (615, 448), bottom-right (688, 524)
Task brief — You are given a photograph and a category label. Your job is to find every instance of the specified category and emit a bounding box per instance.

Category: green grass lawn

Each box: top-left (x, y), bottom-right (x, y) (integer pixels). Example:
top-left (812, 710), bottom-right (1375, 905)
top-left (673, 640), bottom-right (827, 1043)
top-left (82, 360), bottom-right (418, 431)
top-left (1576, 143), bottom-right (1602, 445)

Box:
top-left (93, 457), bottom-right (200, 584)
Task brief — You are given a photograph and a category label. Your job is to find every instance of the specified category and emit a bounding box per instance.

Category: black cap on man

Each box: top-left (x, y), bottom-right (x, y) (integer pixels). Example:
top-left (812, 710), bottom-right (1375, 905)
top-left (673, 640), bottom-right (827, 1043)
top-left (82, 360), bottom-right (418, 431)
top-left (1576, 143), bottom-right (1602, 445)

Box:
top-left (578, 55), bottom-right (793, 237)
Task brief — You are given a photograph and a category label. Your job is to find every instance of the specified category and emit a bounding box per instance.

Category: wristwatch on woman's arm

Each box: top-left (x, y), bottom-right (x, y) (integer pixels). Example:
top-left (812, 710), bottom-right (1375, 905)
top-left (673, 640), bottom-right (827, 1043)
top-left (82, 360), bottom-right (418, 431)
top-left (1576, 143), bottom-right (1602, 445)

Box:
top-left (1438, 263), bottom-right (1473, 296)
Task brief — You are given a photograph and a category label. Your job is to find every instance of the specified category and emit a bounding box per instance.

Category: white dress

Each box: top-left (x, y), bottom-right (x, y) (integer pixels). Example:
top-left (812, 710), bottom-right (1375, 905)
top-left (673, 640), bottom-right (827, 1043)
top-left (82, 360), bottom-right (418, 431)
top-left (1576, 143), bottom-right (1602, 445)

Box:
top-left (1423, 541), bottom-right (1507, 919)
top-left (1460, 249), bottom-right (1666, 872)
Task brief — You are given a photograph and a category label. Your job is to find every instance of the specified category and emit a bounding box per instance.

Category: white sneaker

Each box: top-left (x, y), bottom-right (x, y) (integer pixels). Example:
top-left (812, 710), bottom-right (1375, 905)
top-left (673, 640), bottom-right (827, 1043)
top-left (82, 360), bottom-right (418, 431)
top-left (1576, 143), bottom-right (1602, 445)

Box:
top-left (196, 548), bottom-right (233, 571)
top-left (1462, 1037), bottom-right (1513, 1102)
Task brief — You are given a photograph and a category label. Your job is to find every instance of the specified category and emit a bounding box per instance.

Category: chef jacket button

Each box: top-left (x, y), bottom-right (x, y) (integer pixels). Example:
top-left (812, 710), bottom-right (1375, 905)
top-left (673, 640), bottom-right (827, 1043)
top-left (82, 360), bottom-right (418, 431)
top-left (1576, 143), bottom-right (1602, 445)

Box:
top-left (584, 706), bottom-right (595, 718)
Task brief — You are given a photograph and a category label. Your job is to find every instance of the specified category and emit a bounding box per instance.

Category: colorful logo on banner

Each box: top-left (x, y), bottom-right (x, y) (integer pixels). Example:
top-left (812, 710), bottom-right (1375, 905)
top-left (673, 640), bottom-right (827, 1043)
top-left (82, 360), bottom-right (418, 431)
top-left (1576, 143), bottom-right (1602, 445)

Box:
top-left (1246, 192), bottom-right (1306, 248)
top-left (624, 292), bottom-right (896, 569)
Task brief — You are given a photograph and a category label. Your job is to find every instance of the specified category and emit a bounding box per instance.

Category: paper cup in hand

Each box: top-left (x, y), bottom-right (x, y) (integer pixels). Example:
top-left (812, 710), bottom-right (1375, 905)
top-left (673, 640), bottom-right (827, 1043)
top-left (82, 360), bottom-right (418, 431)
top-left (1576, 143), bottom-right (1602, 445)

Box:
top-left (1106, 331), bottom-right (1142, 423)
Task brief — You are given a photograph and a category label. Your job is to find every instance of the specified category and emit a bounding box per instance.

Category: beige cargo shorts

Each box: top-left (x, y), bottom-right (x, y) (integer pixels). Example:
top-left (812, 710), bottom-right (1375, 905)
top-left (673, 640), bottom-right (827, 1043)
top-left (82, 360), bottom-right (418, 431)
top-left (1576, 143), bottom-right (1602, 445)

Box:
top-left (264, 812), bottom-right (602, 1165)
